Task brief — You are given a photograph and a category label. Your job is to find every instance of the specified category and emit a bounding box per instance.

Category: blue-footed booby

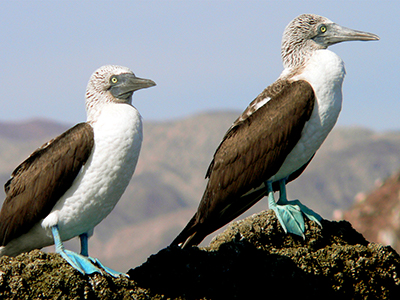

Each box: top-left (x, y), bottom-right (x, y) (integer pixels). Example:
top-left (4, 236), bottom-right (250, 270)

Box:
top-left (0, 65), bottom-right (155, 276)
top-left (172, 14), bottom-right (379, 248)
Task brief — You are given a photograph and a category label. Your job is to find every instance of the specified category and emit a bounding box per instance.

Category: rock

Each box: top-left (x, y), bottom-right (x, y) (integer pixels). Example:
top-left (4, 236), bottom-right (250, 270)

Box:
top-left (0, 250), bottom-right (155, 299)
top-left (1, 210), bottom-right (399, 299)
top-left (130, 210), bottom-right (400, 299)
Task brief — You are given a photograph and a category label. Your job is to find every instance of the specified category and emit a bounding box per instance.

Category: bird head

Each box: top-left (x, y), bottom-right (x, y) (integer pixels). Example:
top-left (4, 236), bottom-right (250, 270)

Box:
top-left (281, 14), bottom-right (379, 69)
top-left (85, 65), bottom-right (156, 114)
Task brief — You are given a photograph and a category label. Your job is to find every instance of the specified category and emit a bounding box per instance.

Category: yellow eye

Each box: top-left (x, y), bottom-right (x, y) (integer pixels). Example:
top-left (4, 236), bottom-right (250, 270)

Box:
top-left (320, 25), bottom-right (327, 33)
top-left (111, 77), bottom-right (118, 84)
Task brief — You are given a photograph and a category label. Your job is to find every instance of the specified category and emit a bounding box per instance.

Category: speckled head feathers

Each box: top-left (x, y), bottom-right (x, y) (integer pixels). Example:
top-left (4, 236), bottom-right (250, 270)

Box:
top-left (86, 65), bottom-right (133, 100)
top-left (84, 65), bottom-right (155, 121)
top-left (281, 14), bottom-right (379, 70)
top-left (281, 14), bottom-right (332, 69)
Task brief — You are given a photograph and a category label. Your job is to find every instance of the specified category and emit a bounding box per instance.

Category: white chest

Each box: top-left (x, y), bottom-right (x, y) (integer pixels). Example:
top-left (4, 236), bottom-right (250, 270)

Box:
top-left (272, 50), bottom-right (346, 180)
top-left (42, 103), bottom-right (143, 239)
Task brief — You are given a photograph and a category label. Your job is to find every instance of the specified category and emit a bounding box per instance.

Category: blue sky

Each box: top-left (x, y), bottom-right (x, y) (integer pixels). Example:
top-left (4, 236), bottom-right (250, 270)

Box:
top-left (0, 1), bottom-right (396, 131)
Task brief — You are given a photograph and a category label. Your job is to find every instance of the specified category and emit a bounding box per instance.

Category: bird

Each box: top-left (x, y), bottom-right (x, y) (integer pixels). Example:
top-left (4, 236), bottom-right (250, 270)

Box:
top-left (0, 65), bottom-right (156, 276)
top-left (172, 14), bottom-right (379, 248)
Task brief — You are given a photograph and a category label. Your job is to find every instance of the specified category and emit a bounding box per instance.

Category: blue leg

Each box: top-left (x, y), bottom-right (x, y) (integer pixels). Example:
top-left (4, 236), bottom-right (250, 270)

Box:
top-left (80, 232), bottom-right (89, 256)
top-left (267, 179), bottom-right (322, 238)
top-left (276, 179), bottom-right (322, 226)
top-left (267, 181), bottom-right (305, 238)
top-left (51, 225), bottom-right (102, 275)
top-left (79, 232), bottom-right (128, 278)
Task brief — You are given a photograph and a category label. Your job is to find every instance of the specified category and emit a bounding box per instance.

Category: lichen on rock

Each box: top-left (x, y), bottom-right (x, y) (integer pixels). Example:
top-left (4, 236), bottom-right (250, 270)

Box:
top-left (130, 210), bottom-right (400, 299)
top-left (0, 210), bottom-right (399, 299)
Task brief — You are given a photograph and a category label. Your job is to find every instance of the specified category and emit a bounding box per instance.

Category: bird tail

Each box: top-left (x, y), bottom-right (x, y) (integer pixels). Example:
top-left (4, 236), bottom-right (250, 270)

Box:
top-left (171, 185), bottom-right (270, 248)
top-left (170, 213), bottom-right (207, 248)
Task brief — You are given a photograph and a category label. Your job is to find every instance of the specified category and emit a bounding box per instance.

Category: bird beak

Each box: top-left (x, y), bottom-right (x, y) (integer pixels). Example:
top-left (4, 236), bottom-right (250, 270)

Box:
top-left (110, 74), bottom-right (156, 100)
top-left (323, 23), bottom-right (380, 46)
top-left (125, 75), bottom-right (156, 92)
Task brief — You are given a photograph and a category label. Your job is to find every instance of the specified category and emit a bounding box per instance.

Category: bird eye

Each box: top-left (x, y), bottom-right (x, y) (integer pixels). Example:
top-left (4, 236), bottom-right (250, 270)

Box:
top-left (319, 25), bottom-right (327, 33)
top-left (111, 76), bottom-right (118, 84)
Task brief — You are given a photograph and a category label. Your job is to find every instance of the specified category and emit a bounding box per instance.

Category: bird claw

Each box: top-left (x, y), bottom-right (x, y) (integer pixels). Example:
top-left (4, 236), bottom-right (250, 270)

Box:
top-left (90, 257), bottom-right (129, 278)
top-left (286, 199), bottom-right (322, 227)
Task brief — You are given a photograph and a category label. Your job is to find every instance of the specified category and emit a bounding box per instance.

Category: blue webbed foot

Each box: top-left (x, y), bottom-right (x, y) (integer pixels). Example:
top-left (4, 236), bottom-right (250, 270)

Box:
top-left (267, 180), bottom-right (322, 238)
top-left (80, 232), bottom-right (128, 278)
top-left (59, 248), bottom-right (103, 275)
top-left (269, 193), bottom-right (306, 237)
top-left (52, 226), bottom-right (102, 275)
top-left (280, 198), bottom-right (322, 227)
top-left (51, 226), bottom-right (128, 277)
top-left (90, 257), bottom-right (128, 277)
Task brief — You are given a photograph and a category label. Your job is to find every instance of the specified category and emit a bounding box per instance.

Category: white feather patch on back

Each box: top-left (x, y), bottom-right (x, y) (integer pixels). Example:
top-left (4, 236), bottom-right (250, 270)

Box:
top-left (253, 97), bottom-right (271, 111)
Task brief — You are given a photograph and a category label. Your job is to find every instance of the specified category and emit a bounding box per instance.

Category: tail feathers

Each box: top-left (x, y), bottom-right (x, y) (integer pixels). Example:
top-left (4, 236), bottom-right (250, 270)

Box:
top-left (171, 213), bottom-right (207, 248)
top-left (0, 246), bottom-right (5, 257)
top-left (171, 167), bottom-right (310, 249)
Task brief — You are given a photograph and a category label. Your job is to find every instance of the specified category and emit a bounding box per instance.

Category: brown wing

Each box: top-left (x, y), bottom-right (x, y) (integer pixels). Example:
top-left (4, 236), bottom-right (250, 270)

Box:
top-left (172, 79), bottom-right (315, 247)
top-left (206, 154), bottom-right (315, 234)
top-left (0, 122), bottom-right (94, 246)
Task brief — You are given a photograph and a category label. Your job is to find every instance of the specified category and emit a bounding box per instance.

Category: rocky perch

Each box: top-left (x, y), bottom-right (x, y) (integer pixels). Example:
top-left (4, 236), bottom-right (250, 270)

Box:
top-left (0, 210), bottom-right (399, 299)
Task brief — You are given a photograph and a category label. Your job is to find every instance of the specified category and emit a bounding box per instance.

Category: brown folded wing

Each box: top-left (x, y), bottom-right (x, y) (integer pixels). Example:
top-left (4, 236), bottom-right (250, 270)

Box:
top-left (172, 79), bottom-right (315, 247)
top-left (0, 123), bottom-right (94, 246)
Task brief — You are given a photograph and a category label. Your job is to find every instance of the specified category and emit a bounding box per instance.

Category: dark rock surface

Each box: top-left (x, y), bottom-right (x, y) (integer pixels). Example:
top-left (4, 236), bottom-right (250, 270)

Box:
top-left (0, 250), bottom-right (153, 299)
top-left (1, 210), bottom-right (399, 299)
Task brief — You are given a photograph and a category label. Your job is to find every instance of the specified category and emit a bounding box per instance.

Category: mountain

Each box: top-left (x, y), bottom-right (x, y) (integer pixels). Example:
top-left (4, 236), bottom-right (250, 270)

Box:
top-left (341, 171), bottom-right (400, 253)
top-left (2, 113), bottom-right (400, 271)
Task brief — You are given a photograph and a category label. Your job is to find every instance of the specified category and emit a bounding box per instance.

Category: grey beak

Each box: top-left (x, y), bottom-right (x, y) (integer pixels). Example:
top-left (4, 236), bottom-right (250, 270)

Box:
top-left (324, 23), bottom-right (380, 46)
top-left (127, 76), bottom-right (156, 92)
top-left (110, 74), bottom-right (156, 100)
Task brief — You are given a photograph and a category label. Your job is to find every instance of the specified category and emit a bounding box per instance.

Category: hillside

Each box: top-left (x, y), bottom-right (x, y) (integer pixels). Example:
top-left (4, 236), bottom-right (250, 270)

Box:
top-left (2, 113), bottom-right (400, 271)
top-left (342, 171), bottom-right (400, 253)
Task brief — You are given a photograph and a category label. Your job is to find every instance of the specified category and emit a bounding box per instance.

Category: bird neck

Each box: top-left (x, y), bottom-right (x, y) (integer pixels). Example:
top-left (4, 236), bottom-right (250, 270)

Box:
top-left (279, 48), bottom-right (344, 83)
top-left (85, 92), bottom-right (115, 123)
top-left (281, 36), bottom-right (326, 70)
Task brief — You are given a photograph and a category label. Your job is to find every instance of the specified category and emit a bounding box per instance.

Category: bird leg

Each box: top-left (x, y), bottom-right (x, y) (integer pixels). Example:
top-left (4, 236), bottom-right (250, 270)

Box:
top-left (79, 232), bottom-right (89, 256)
top-left (267, 181), bottom-right (305, 238)
top-left (79, 232), bottom-right (128, 278)
top-left (51, 226), bottom-right (126, 277)
top-left (277, 179), bottom-right (322, 226)
top-left (267, 179), bottom-right (322, 238)
top-left (51, 225), bottom-right (102, 275)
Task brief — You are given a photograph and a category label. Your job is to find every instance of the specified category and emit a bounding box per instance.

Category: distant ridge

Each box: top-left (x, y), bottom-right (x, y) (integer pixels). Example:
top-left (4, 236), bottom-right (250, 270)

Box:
top-left (0, 118), bottom-right (68, 141)
top-left (342, 171), bottom-right (400, 253)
